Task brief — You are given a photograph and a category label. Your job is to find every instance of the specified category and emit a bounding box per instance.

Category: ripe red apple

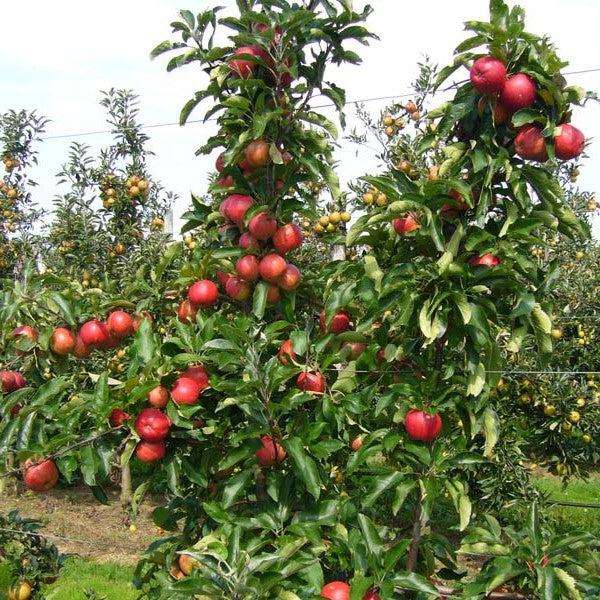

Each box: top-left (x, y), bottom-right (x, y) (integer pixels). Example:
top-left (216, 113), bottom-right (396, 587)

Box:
top-left (109, 408), bottom-right (130, 427)
top-left (554, 124), bottom-right (585, 160)
top-left (236, 254), bottom-right (260, 281)
top-left (469, 253), bottom-right (501, 267)
top-left (0, 371), bottom-right (16, 393)
top-left (493, 101), bottom-right (511, 124)
top-left (256, 435), bottom-right (286, 466)
top-left (273, 223), bottom-right (303, 254)
top-left (440, 190), bottom-right (470, 218)
top-left (363, 590), bottom-right (380, 600)
top-left (79, 320), bottom-right (110, 347)
top-left (320, 310), bottom-right (351, 334)
top-left (12, 372), bottom-right (25, 390)
top-left (320, 581), bottom-right (350, 600)
top-left (404, 409), bottom-right (442, 442)
top-left (225, 276), bottom-right (253, 301)
top-left (177, 300), bottom-right (198, 323)
top-left (106, 310), bottom-right (134, 338)
top-left (238, 232), bottom-right (259, 253)
top-left (73, 335), bottom-right (91, 359)
top-left (228, 46), bottom-right (262, 79)
top-left (188, 280), bottom-right (219, 307)
top-left (278, 264), bottom-right (301, 291)
top-left (297, 371), bottom-right (326, 393)
top-left (343, 342), bottom-right (366, 360)
top-left (500, 73), bottom-right (536, 112)
top-left (515, 125), bottom-right (547, 161)
top-left (393, 214), bottom-right (420, 235)
top-left (259, 253), bottom-right (287, 282)
top-left (135, 408), bottom-right (171, 442)
top-left (266, 285), bottom-right (281, 304)
top-left (49, 327), bottom-right (76, 356)
top-left (469, 57), bottom-right (507, 94)
top-left (23, 458), bottom-right (59, 492)
top-left (220, 194), bottom-right (253, 226)
top-left (182, 365), bottom-right (210, 391)
top-left (171, 377), bottom-right (201, 405)
top-left (215, 152), bottom-right (225, 172)
top-left (248, 212), bottom-right (277, 240)
top-left (215, 270), bottom-right (231, 288)
top-left (148, 386), bottom-right (169, 408)
top-left (245, 139), bottom-right (271, 168)
top-left (350, 436), bottom-right (363, 451)
top-left (278, 339), bottom-right (297, 365)
top-left (217, 174), bottom-right (234, 188)
top-left (136, 440), bottom-right (166, 463)
top-left (12, 325), bottom-right (39, 344)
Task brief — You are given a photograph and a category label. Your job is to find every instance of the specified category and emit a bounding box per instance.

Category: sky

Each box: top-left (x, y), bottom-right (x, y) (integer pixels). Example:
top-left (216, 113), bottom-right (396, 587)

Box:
top-left (1, 0), bottom-right (599, 238)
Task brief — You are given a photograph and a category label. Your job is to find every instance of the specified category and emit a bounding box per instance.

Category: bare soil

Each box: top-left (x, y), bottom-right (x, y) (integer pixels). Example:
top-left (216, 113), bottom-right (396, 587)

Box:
top-left (0, 484), bottom-right (163, 564)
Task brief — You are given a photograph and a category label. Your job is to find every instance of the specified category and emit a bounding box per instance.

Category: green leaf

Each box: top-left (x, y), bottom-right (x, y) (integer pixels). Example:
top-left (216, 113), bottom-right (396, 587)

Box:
top-left (389, 572), bottom-right (439, 595)
top-left (284, 437), bottom-right (322, 500)
top-left (482, 407), bottom-right (499, 458)
top-left (222, 469), bottom-right (253, 508)
top-left (253, 281), bottom-right (268, 319)
top-left (49, 292), bottom-right (75, 326)
top-left (136, 318), bottom-right (155, 363)
top-left (363, 471), bottom-right (404, 508)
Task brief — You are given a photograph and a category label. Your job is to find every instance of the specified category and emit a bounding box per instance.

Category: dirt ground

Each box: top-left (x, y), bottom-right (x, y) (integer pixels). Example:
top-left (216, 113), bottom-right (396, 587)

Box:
top-left (0, 484), bottom-right (163, 564)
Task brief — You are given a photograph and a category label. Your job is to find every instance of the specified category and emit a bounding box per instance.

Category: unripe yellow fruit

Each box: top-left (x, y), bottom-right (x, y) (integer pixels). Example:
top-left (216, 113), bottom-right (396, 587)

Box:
top-left (568, 410), bottom-right (581, 424)
top-left (326, 223), bottom-right (336, 233)
top-left (329, 212), bottom-right (341, 224)
top-left (543, 404), bottom-right (556, 416)
top-left (319, 215), bottom-right (330, 227)
top-left (362, 192), bottom-right (374, 205)
top-left (376, 193), bottom-right (388, 207)
top-left (382, 116), bottom-right (393, 126)
top-left (340, 211), bottom-right (351, 222)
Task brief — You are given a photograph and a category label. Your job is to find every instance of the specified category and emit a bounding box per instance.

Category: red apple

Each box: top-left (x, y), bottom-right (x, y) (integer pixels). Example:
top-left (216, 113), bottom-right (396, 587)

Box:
top-left (297, 371), bottom-right (326, 393)
top-left (182, 365), bottom-right (210, 390)
top-left (266, 285), bottom-right (281, 304)
top-left (404, 409), bottom-right (442, 442)
top-left (171, 377), bottom-right (201, 405)
top-left (136, 440), bottom-right (166, 463)
top-left (217, 174), bottom-right (234, 188)
top-left (0, 371), bottom-right (16, 393)
top-left (469, 253), bottom-right (501, 267)
top-left (49, 327), bottom-right (76, 356)
top-left (273, 223), bottom-right (303, 254)
top-left (12, 325), bottom-right (39, 344)
top-left (109, 408), bottom-right (130, 427)
top-left (248, 212), bottom-right (277, 240)
top-left (493, 101), bottom-right (511, 125)
top-left (320, 310), bottom-right (351, 334)
top-left (236, 254), bottom-right (260, 281)
top-left (73, 335), bottom-right (91, 359)
top-left (148, 386), bottom-right (169, 408)
top-left (225, 276), bottom-right (253, 301)
top-left (23, 458), bottom-right (59, 492)
top-left (500, 73), bottom-right (536, 112)
top-left (216, 270), bottom-right (231, 288)
top-left (135, 408), bottom-right (171, 442)
top-left (554, 124), bottom-right (585, 160)
top-left (320, 581), bottom-right (350, 600)
top-left (469, 57), bottom-right (506, 94)
top-left (343, 342), bottom-right (366, 360)
top-left (220, 194), bottom-right (253, 226)
top-left (188, 280), bottom-right (219, 307)
top-left (278, 339), bottom-right (297, 365)
top-left (228, 46), bottom-right (262, 79)
top-left (515, 125), bottom-right (547, 161)
top-left (350, 436), bottom-right (363, 451)
top-left (393, 214), bottom-right (420, 235)
top-left (79, 320), bottom-right (110, 347)
top-left (259, 253), bottom-right (287, 282)
top-left (256, 435), bottom-right (286, 466)
top-left (215, 152), bottom-right (225, 172)
top-left (238, 232), bottom-right (259, 253)
top-left (178, 300), bottom-right (198, 323)
top-left (106, 310), bottom-right (134, 338)
top-left (12, 372), bottom-right (25, 390)
top-left (278, 264), bottom-right (301, 291)
top-left (245, 139), bottom-right (271, 168)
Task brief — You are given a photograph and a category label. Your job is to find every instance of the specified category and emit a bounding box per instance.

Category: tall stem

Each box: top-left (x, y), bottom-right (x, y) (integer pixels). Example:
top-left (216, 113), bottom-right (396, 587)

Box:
top-left (120, 458), bottom-right (133, 508)
top-left (406, 486), bottom-right (423, 572)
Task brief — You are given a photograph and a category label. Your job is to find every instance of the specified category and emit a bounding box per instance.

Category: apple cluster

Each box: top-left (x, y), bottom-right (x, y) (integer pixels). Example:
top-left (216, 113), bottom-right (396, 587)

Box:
top-left (470, 57), bottom-right (585, 161)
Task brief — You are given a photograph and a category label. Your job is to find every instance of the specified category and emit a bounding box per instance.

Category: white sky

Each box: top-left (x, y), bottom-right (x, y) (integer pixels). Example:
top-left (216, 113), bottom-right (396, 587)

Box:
top-left (1, 0), bottom-right (598, 238)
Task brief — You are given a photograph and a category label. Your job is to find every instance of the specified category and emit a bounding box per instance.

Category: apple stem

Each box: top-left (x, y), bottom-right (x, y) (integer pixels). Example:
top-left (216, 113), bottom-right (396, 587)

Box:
top-left (406, 486), bottom-right (423, 572)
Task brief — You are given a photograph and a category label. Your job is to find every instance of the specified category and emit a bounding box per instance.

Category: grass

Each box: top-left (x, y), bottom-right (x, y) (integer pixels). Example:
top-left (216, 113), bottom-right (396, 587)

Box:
top-left (533, 471), bottom-right (600, 538)
top-left (0, 558), bottom-right (137, 600)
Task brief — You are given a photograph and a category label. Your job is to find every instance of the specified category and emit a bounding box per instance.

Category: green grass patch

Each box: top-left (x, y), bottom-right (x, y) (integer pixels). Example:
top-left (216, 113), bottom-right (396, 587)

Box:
top-left (533, 472), bottom-right (600, 538)
top-left (39, 558), bottom-right (137, 600)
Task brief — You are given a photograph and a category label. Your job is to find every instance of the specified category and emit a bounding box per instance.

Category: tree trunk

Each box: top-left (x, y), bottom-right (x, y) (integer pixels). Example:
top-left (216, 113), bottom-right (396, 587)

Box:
top-left (406, 488), bottom-right (423, 572)
top-left (120, 461), bottom-right (133, 508)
